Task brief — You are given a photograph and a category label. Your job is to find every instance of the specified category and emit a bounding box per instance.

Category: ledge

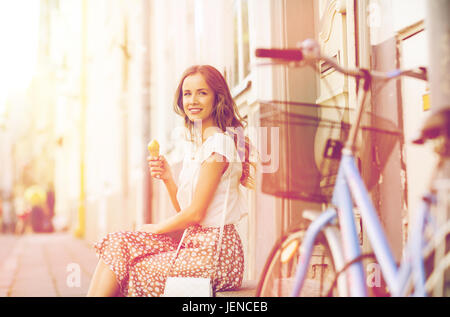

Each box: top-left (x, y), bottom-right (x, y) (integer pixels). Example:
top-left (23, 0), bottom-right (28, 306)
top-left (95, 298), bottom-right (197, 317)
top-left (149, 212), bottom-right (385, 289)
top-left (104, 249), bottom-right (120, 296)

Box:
top-left (215, 280), bottom-right (258, 297)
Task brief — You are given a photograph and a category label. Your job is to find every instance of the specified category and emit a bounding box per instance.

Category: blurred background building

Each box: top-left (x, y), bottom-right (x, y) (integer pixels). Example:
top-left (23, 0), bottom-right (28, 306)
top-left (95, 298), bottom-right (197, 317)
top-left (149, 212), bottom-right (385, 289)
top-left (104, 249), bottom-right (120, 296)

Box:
top-left (0, 0), bottom-right (442, 283)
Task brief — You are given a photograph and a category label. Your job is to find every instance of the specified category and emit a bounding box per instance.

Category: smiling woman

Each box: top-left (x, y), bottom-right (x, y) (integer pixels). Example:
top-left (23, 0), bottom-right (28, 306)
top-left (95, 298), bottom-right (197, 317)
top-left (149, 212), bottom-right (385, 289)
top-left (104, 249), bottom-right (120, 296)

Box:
top-left (88, 65), bottom-right (254, 297)
top-left (182, 73), bottom-right (216, 131)
top-left (173, 65), bottom-right (255, 188)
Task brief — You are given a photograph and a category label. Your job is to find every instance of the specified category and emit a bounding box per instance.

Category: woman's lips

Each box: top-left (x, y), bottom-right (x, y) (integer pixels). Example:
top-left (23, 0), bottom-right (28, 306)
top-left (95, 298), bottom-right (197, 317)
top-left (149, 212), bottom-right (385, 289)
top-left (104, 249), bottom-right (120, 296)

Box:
top-left (188, 108), bottom-right (202, 114)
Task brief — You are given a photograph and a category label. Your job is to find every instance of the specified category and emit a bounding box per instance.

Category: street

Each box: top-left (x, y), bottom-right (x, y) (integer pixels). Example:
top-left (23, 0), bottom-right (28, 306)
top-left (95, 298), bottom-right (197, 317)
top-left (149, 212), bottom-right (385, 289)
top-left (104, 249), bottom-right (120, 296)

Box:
top-left (0, 233), bottom-right (98, 297)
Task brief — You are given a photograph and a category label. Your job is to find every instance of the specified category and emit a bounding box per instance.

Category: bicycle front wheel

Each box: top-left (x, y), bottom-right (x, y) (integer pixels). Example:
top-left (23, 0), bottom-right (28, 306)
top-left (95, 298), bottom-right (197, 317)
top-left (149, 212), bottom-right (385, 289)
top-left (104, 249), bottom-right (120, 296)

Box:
top-left (256, 223), bottom-right (339, 297)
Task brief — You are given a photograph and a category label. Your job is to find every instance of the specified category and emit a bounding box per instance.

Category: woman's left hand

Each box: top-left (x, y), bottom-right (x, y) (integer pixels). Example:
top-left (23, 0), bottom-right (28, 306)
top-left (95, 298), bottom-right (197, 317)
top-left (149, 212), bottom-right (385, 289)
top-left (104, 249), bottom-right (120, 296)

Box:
top-left (137, 224), bottom-right (161, 234)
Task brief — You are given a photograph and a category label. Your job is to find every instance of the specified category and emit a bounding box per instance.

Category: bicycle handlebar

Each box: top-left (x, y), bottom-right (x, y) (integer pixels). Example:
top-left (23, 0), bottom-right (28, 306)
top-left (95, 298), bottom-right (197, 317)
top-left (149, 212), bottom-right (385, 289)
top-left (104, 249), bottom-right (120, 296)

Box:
top-left (255, 48), bottom-right (304, 61)
top-left (255, 39), bottom-right (428, 82)
top-left (255, 39), bottom-right (428, 152)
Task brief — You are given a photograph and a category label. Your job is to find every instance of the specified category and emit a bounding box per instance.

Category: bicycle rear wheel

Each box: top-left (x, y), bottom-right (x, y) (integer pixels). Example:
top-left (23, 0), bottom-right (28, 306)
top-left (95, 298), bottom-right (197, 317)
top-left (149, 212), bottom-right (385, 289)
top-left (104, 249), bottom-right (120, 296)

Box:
top-left (256, 222), bottom-right (339, 297)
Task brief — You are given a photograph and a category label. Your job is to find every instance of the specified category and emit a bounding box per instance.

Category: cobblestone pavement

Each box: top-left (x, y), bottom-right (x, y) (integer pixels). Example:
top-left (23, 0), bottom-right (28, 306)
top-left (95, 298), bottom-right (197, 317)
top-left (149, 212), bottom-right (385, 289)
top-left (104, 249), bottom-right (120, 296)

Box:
top-left (0, 233), bottom-right (98, 297)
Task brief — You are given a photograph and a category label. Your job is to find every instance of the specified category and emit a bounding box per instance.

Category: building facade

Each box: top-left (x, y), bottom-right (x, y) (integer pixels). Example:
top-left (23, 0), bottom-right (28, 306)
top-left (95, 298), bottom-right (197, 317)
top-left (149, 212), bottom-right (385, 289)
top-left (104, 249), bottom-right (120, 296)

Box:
top-left (1, 0), bottom-right (436, 285)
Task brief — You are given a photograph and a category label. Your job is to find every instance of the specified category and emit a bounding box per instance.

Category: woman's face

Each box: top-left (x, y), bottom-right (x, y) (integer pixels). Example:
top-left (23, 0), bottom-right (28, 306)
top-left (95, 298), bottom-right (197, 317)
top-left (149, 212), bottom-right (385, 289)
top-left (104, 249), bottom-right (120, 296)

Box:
top-left (182, 72), bottom-right (215, 127)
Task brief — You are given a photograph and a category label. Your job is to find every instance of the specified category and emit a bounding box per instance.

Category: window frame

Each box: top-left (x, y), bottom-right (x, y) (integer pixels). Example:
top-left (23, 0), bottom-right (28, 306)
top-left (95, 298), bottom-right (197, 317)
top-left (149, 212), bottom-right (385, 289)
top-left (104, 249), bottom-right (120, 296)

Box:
top-left (230, 0), bottom-right (251, 93)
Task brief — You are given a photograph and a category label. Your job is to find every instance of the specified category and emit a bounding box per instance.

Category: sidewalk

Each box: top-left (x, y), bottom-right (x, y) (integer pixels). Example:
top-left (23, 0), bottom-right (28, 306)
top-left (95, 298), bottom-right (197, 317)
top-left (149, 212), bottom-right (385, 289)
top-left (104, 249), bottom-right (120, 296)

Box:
top-left (0, 233), bottom-right (98, 297)
top-left (0, 232), bottom-right (257, 298)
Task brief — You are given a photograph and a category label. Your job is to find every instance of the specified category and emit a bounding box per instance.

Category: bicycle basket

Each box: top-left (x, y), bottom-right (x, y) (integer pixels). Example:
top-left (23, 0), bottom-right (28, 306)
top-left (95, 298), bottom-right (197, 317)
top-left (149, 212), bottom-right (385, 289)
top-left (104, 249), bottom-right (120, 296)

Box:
top-left (259, 100), bottom-right (402, 203)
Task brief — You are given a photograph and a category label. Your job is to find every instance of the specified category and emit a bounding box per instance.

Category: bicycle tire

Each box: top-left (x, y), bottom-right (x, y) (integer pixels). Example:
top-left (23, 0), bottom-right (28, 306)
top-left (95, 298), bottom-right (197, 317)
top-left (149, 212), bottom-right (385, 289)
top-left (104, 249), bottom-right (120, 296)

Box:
top-left (256, 221), bottom-right (339, 297)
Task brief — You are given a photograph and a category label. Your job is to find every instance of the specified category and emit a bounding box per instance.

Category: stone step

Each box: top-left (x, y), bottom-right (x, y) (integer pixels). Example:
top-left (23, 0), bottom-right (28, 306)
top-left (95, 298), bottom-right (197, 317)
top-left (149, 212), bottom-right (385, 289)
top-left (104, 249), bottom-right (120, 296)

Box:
top-left (215, 280), bottom-right (258, 297)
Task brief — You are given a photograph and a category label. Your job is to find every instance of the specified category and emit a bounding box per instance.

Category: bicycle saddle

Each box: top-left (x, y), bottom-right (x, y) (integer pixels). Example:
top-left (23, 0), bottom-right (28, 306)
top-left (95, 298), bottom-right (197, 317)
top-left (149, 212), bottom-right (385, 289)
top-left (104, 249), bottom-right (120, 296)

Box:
top-left (412, 107), bottom-right (450, 145)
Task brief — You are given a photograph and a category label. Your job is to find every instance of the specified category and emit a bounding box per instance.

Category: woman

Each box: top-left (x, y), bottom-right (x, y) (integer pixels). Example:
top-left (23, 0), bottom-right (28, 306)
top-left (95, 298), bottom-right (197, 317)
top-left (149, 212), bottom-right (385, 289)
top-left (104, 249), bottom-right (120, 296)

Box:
top-left (87, 65), bottom-right (254, 297)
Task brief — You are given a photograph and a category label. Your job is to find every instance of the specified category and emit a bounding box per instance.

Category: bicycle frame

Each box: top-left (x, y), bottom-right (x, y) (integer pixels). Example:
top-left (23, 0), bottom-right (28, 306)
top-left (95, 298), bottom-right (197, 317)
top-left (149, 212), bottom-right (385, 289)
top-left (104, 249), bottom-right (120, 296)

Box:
top-left (287, 66), bottom-right (431, 297)
top-left (290, 139), bottom-right (434, 297)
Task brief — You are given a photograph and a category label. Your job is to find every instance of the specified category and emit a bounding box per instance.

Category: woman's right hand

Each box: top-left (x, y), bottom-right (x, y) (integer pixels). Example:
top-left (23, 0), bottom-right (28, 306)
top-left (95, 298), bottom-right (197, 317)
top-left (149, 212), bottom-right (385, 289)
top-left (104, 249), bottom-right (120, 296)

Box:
top-left (147, 155), bottom-right (172, 181)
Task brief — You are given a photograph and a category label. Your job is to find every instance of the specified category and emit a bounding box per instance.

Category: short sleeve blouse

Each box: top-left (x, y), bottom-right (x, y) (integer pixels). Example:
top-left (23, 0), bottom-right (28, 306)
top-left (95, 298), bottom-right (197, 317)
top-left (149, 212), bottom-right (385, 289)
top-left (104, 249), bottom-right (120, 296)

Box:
top-left (176, 132), bottom-right (248, 227)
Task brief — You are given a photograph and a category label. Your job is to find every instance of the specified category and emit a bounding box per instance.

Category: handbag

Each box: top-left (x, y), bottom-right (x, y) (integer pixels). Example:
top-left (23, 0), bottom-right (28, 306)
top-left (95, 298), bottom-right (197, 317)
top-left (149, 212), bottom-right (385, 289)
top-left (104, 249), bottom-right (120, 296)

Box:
top-left (164, 276), bottom-right (213, 297)
top-left (162, 170), bottom-right (232, 297)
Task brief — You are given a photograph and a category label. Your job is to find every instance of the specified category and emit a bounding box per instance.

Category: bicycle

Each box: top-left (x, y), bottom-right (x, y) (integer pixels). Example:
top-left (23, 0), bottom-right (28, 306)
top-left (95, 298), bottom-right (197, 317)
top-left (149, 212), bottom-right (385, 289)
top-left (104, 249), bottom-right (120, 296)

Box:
top-left (253, 39), bottom-right (449, 297)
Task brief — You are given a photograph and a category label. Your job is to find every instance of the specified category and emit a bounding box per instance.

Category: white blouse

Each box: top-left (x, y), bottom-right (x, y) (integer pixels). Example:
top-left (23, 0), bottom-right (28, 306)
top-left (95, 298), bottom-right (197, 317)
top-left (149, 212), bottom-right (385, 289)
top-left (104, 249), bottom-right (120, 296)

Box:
top-left (176, 132), bottom-right (248, 227)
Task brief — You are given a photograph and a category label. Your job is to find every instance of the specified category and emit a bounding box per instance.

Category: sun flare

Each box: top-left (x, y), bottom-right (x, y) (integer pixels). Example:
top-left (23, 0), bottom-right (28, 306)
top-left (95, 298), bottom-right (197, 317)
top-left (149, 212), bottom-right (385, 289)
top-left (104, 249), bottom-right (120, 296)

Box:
top-left (0, 0), bottom-right (40, 103)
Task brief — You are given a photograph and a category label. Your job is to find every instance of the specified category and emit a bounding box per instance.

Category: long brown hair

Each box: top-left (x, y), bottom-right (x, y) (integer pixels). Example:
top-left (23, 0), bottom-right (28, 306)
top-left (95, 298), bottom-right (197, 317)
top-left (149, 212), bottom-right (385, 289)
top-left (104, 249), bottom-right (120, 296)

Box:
top-left (173, 65), bottom-right (255, 189)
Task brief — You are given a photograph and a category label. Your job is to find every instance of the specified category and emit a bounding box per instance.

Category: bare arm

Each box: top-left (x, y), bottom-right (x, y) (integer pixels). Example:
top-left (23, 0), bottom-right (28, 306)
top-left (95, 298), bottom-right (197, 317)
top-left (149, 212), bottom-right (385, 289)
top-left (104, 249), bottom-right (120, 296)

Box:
top-left (148, 155), bottom-right (181, 212)
top-left (162, 177), bottom-right (181, 212)
top-left (142, 153), bottom-right (228, 234)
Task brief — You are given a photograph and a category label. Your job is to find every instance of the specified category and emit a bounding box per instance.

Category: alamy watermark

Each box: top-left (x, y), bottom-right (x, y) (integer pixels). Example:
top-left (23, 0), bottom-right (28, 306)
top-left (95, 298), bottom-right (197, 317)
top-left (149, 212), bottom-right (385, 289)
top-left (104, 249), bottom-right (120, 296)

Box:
top-left (366, 262), bottom-right (381, 288)
top-left (168, 120), bottom-right (280, 174)
top-left (66, 263), bottom-right (81, 288)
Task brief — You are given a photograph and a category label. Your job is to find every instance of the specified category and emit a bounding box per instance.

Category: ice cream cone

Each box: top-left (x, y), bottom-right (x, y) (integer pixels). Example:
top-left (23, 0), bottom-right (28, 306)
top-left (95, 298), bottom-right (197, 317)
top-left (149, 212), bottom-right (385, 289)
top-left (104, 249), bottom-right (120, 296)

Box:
top-left (148, 139), bottom-right (159, 157)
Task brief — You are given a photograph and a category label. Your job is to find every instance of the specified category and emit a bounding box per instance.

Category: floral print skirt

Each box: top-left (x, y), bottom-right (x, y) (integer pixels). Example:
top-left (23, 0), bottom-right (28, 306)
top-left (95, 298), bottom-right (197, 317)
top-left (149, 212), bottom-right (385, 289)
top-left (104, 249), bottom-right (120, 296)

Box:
top-left (93, 224), bottom-right (244, 297)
